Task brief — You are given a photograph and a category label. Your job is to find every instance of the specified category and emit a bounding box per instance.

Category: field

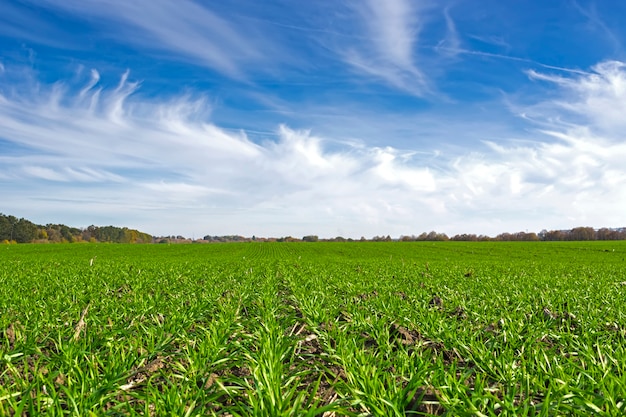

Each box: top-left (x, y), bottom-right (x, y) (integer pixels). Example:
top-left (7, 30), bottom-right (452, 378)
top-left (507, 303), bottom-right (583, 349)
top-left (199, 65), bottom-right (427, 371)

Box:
top-left (1, 241), bottom-right (626, 416)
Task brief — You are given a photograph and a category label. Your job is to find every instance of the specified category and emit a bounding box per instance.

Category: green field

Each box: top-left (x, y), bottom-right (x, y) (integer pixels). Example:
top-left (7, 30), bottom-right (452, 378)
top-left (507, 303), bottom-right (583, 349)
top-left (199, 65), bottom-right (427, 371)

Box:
top-left (1, 242), bottom-right (626, 416)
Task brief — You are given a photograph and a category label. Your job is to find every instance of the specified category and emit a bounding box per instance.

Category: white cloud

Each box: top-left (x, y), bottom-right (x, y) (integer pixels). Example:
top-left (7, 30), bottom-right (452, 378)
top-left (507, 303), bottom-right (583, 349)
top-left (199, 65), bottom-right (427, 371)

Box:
top-left (22, 166), bottom-right (68, 182)
top-left (19, 166), bottom-right (125, 183)
top-left (0, 68), bottom-right (445, 235)
top-left (436, 8), bottom-right (461, 56)
top-left (368, 147), bottom-right (436, 192)
top-left (341, 0), bottom-right (430, 95)
top-left (28, 0), bottom-right (274, 78)
top-left (365, 0), bottom-right (417, 68)
top-left (79, 69), bottom-right (100, 98)
top-left (442, 61), bottom-right (626, 230)
top-left (529, 61), bottom-right (626, 135)
top-left (1, 61), bottom-right (626, 237)
top-left (573, 1), bottom-right (622, 54)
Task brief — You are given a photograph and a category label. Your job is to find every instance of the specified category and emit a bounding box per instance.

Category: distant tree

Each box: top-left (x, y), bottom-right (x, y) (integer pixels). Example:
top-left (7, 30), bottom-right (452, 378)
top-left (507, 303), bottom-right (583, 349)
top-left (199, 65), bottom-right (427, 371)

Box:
top-left (597, 228), bottom-right (622, 240)
top-left (597, 228), bottom-right (612, 240)
top-left (59, 225), bottom-right (75, 242)
top-left (522, 232), bottom-right (539, 241)
top-left (543, 230), bottom-right (566, 241)
top-left (569, 227), bottom-right (596, 241)
top-left (0, 215), bottom-right (14, 241)
top-left (433, 232), bottom-right (449, 241)
top-left (10, 217), bottom-right (37, 243)
top-left (495, 232), bottom-right (512, 241)
top-left (452, 233), bottom-right (478, 242)
top-left (37, 228), bottom-right (48, 240)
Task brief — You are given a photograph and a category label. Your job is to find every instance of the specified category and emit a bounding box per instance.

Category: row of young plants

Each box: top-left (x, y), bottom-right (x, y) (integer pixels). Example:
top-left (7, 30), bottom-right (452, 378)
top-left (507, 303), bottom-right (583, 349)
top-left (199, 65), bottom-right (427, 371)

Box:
top-left (1, 242), bottom-right (625, 415)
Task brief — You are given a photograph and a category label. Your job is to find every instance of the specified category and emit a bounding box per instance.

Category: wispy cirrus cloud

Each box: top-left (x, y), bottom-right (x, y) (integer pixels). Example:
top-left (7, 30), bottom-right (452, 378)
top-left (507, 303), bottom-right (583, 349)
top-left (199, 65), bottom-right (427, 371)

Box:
top-left (20, 165), bottom-right (125, 183)
top-left (573, 0), bottom-right (623, 54)
top-left (24, 0), bottom-right (276, 79)
top-left (340, 0), bottom-right (431, 95)
top-left (446, 61), bottom-right (626, 229)
top-left (0, 66), bottom-right (443, 234)
top-left (436, 7), bottom-right (461, 56)
top-left (527, 60), bottom-right (626, 134)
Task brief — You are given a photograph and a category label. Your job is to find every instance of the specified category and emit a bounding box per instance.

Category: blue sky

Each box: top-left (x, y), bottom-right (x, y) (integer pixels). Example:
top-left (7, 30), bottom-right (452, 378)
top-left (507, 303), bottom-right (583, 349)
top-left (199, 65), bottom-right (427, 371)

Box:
top-left (1, 0), bottom-right (625, 238)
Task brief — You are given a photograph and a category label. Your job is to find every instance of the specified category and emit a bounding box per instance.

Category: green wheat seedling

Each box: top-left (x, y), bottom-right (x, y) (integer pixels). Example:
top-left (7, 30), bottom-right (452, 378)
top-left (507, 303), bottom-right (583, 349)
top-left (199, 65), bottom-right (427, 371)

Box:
top-left (2, 241), bottom-right (626, 415)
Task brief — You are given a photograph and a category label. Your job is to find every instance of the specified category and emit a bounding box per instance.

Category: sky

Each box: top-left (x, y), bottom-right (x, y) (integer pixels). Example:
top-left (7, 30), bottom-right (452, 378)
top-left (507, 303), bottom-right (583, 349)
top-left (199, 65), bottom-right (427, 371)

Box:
top-left (1, 0), bottom-right (626, 239)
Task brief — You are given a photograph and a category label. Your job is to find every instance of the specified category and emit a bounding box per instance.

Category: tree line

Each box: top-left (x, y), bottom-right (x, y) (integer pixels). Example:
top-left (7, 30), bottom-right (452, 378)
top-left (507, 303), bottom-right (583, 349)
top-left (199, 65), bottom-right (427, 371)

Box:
top-left (0, 214), bottom-right (152, 244)
top-left (2, 213), bottom-right (625, 244)
top-left (399, 227), bottom-right (626, 242)
top-left (198, 227), bottom-right (626, 243)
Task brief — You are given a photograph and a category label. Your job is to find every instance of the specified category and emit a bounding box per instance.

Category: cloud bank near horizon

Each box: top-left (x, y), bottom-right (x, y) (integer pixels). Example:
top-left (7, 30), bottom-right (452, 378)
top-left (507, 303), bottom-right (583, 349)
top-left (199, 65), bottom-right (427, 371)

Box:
top-left (1, 60), bottom-right (625, 238)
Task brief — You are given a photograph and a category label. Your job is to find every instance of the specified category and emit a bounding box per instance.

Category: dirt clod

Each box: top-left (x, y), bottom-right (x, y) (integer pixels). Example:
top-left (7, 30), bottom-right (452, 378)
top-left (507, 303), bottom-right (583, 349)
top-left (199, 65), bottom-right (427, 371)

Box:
top-left (390, 322), bottom-right (421, 345)
top-left (429, 296), bottom-right (443, 308)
